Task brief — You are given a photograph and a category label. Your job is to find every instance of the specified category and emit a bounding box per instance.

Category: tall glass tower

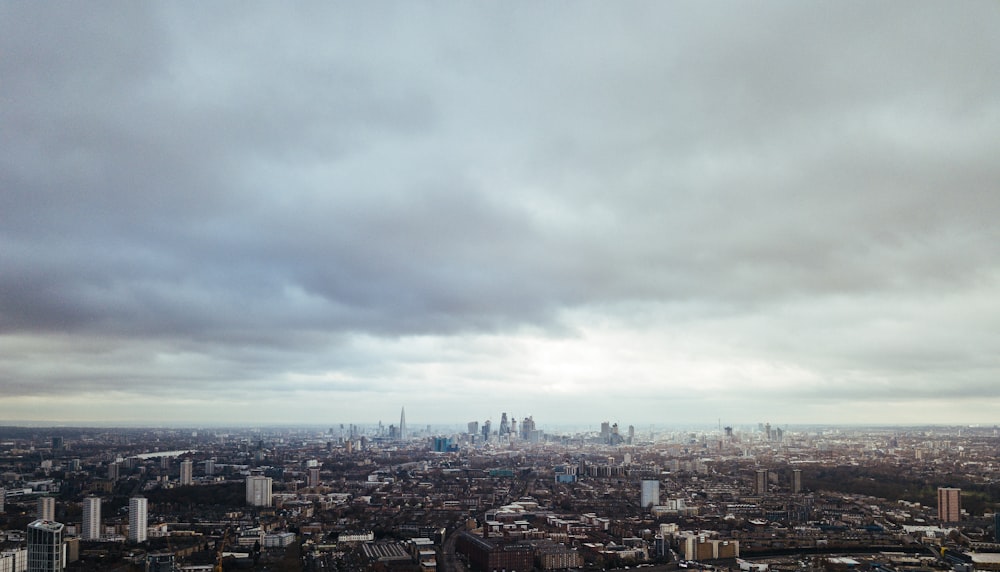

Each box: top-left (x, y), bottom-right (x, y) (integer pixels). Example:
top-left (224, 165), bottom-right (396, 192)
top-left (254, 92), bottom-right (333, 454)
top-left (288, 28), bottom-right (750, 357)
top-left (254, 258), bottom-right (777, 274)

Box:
top-left (399, 407), bottom-right (407, 441)
top-left (27, 519), bottom-right (64, 572)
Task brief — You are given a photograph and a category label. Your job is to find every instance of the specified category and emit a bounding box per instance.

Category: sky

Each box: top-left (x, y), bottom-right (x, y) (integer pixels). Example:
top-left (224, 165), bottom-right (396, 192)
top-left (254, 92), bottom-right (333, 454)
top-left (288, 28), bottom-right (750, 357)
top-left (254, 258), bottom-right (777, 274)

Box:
top-left (2, 3), bottom-right (1000, 428)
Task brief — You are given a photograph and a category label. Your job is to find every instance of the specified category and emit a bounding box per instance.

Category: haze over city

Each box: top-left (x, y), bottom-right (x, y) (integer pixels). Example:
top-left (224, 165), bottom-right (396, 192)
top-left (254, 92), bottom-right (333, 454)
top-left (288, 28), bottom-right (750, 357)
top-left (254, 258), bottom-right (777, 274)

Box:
top-left (2, 3), bottom-right (1000, 426)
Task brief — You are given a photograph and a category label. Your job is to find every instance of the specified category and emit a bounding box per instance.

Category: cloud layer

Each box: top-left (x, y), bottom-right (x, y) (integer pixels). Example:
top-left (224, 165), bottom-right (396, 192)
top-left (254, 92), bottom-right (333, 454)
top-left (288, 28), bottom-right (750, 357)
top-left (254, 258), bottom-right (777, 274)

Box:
top-left (2, 2), bottom-right (1000, 426)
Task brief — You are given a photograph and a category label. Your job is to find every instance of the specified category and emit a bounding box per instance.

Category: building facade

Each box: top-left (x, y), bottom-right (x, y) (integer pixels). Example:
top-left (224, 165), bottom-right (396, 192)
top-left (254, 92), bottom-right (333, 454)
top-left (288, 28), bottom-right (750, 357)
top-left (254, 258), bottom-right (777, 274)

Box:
top-left (640, 480), bottom-right (660, 509)
top-left (37, 498), bottom-right (55, 522)
top-left (27, 519), bottom-right (63, 572)
top-left (128, 497), bottom-right (147, 543)
top-left (246, 476), bottom-right (273, 507)
top-left (81, 497), bottom-right (101, 541)
top-left (179, 460), bottom-right (193, 485)
top-left (938, 487), bottom-right (961, 523)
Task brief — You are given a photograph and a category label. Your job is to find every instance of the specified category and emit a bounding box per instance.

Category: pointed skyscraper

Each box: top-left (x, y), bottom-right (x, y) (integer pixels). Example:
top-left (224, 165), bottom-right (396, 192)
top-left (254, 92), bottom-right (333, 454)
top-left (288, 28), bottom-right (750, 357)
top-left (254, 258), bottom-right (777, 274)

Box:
top-left (399, 407), bottom-right (407, 441)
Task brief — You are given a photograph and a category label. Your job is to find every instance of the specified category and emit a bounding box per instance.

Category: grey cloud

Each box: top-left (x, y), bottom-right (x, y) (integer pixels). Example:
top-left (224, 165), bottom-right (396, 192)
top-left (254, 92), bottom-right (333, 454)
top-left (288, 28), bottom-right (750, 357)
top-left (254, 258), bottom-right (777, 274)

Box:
top-left (2, 2), bottom-right (1000, 421)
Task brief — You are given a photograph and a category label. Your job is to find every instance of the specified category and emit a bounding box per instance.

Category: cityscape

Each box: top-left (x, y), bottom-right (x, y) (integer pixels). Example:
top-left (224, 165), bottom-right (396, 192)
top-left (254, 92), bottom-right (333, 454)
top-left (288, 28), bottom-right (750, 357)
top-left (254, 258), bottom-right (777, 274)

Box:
top-left (4, 2), bottom-right (1000, 572)
top-left (3, 417), bottom-right (1000, 571)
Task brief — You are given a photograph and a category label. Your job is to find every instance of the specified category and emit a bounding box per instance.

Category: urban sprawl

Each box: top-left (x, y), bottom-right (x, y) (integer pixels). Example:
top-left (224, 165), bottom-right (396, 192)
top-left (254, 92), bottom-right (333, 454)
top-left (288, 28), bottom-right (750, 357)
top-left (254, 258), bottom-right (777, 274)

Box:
top-left (2, 414), bottom-right (1000, 572)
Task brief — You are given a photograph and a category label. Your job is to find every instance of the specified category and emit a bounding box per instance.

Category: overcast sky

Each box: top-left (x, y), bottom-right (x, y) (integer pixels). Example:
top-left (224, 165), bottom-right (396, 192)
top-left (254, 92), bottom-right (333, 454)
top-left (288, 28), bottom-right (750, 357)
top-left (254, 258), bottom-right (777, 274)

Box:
top-left (2, 2), bottom-right (1000, 428)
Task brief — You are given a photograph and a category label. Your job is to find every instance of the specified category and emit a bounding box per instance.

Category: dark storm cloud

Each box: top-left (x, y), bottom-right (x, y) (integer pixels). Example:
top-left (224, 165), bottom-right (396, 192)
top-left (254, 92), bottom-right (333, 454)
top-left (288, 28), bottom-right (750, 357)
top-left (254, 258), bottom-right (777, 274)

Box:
top-left (2, 2), bottom-right (1000, 420)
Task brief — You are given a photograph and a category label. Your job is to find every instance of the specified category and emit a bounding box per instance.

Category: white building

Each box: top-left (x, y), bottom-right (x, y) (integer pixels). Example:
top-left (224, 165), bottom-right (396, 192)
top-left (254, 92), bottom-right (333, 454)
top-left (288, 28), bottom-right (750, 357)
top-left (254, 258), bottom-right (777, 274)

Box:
top-left (245, 476), bottom-right (272, 507)
top-left (641, 480), bottom-right (660, 509)
top-left (128, 497), bottom-right (147, 543)
top-left (180, 460), bottom-right (193, 486)
top-left (81, 497), bottom-right (101, 541)
top-left (0, 549), bottom-right (27, 572)
top-left (37, 497), bottom-right (55, 522)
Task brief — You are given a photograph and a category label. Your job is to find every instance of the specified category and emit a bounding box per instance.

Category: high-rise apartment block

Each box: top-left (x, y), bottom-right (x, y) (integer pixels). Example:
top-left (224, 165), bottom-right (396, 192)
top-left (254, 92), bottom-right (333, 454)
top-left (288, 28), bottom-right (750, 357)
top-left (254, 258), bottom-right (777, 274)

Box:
top-left (754, 469), bottom-right (769, 496)
top-left (81, 497), bottom-right (101, 541)
top-left (308, 467), bottom-right (321, 488)
top-left (938, 487), bottom-right (961, 523)
top-left (37, 497), bottom-right (55, 522)
top-left (792, 469), bottom-right (802, 494)
top-left (128, 497), bottom-right (147, 543)
top-left (641, 480), bottom-right (660, 509)
top-left (246, 476), bottom-right (273, 507)
top-left (179, 460), bottom-right (193, 485)
top-left (27, 519), bottom-right (63, 572)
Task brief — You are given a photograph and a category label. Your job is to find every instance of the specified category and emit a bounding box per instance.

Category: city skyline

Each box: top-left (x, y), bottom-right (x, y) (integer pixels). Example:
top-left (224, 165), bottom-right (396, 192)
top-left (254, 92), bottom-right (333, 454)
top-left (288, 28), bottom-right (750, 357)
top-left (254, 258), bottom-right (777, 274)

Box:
top-left (3, 3), bottom-right (1000, 426)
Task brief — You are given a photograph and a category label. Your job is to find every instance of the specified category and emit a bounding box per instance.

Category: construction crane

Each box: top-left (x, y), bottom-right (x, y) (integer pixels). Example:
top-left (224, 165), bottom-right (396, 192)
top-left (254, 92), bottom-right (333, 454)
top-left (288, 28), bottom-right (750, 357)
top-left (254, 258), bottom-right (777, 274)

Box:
top-left (214, 528), bottom-right (230, 572)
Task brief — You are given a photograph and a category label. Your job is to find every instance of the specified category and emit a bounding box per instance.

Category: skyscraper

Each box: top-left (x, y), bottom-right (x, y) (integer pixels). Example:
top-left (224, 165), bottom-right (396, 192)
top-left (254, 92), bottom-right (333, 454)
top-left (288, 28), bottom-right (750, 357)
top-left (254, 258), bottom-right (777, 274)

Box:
top-left (641, 480), bottom-right (660, 509)
top-left (246, 476), bottom-right (273, 507)
top-left (399, 407), bottom-right (407, 441)
top-left (37, 497), bottom-right (55, 522)
top-left (308, 467), bottom-right (321, 488)
top-left (179, 460), bottom-right (193, 486)
top-left (27, 519), bottom-right (63, 572)
top-left (938, 487), bottom-right (961, 523)
top-left (204, 459), bottom-right (216, 476)
top-left (128, 497), bottom-right (147, 543)
top-left (792, 469), bottom-right (802, 494)
top-left (81, 497), bottom-right (101, 541)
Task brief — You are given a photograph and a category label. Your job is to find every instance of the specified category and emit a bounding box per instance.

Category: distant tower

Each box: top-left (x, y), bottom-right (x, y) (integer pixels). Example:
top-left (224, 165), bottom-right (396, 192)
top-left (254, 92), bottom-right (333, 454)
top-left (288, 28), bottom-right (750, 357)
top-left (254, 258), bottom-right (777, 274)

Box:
top-left (792, 469), bottom-right (802, 494)
top-left (204, 459), bottom-right (216, 476)
top-left (179, 459), bottom-right (193, 485)
top-left (400, 407), bottom-right (407, 441)
top-left (938, 487), bottom-right (961, 523)
top-left (308, 467), bottom-right (321, 488)
top-left (27, 519), bottom-right (64, 572)
top-left (641, 480), bottom-right (660, 509)
top-left (246, 475), bottom-right (273, 507)
top-left (82, 496), bottom-right (101, 541)
top-left (37, 496), bottom-right (55, 522)
top-left (128, 497), bottom-right (147, 543)
top-left (754, 469), bottom-right (769, 495)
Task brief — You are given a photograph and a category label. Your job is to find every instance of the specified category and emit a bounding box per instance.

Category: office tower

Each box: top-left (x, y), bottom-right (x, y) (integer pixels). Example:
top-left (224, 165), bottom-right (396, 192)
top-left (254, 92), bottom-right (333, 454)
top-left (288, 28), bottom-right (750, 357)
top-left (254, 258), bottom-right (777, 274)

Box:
top-left (499, 413), bottom-right (510, 437)
top-left (308, 467), bottom-right (321, 488)
top-left (754, 469), bottom-right (769, 495)
top-left (764, 423), bottom-right (772, 441)
top-left (179, 460), bottom-right (193, 485)
top-left (600, 421), bottom-right (611, 444)
top-left (520, 417), bottom-right (535, 440)
top-left (482, 420), bottom-right (491, 442)
top-left (938, 487), bottom-right (961, 523)
top-left (399, 407), bottom-right (407, 441)
top-left (27, 519), bottom-right (63, 572)
top-left (204, 459), bottom-right (216, 476)
top-left (128, 497), bottom-right (147, 543)
top-left (38, 497), bottom-right (55, 522)
top-left (792, 469), bottom-right (802, 494)
top-left (246, 476), bottom-right (273, 507)
top-left (468, 421), bottom-right (479, 435)
top-left (641, 480), bottom-right (660, 509)
top-left (81, 497), bottom-right (101, 541)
